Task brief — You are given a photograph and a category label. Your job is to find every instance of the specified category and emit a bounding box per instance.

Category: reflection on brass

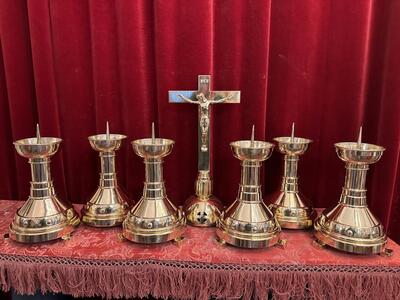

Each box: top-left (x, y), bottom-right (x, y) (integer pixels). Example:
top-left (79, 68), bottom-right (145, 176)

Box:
top-left (269, 123), bottom-right (316, 229)
top-left (169, 75), bottom-right (240, 227)
top-left (314, 127), bottom-right (389, 255)
top-left (178, 93), bottom-right (233, 152)
top-left (82, 122), bottom-right (130, 227)
top-left (216, 126), bottom-right (281, 248)
top-left (122, 123), bottom-right (185, 243)
top-left (9, 125), bottom-right (80, 243)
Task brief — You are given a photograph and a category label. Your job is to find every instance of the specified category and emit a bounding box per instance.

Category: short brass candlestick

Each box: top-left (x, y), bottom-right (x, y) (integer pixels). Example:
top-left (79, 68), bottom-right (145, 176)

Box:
top-left (9, 125), bottom-right (80, 243)
top-left (269, 123), bottom-right (316, 229)
top-left (82, 122), bottom-right (130, 227)
top-left (314, 127), bottom-right (388, 254)
top-left (122, 123), bottom-right (186, 243)
top-left (216, 126), bottom-right (282, 248)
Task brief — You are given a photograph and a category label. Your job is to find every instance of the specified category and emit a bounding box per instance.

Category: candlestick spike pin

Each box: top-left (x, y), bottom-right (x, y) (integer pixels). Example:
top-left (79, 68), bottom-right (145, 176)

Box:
top-left (82, 121), bottom-right (130, 227)
top-left (122, 122), bottom-right (186, 243)
top-left (169, 75), bottom-right (241, 227)
top-left (36, 123), bottom-right (41, 143)
top-left (9, 125), bottom-right (80, 243)
top-left (216, 126), bottom-right (282, 248)
top-left (269, 122), bottom-right (316, 229)
top-left (314, 126), bottom-right (390, 255)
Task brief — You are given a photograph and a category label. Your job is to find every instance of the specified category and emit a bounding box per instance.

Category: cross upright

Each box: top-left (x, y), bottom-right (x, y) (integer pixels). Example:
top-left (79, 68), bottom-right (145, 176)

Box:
top-left (169, 75), bottom-right (240, 227)
top-left (169, 75), bottom-right (240, 171)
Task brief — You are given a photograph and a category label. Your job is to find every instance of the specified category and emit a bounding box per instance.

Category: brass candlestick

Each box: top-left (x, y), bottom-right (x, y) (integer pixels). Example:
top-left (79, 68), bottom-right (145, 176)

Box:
top-left (269, 123), bottom-right (316, 229)
top-left (314, 127), bottom-right (388, 254)
top-left (216, 126), bottom-right (282, 248)
top-left (169, 75), bottom-right (241, 227)
top-left (9, 125), bottom-right (80, 243)
top-left (82, 122), bottom-right (130, 227)
top-left (122, 123), bottom-right (186, 243)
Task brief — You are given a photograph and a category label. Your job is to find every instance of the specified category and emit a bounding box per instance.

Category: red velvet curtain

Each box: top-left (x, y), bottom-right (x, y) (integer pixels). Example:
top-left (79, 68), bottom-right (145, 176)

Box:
top-left (0, 0), bottom-right (399, 242)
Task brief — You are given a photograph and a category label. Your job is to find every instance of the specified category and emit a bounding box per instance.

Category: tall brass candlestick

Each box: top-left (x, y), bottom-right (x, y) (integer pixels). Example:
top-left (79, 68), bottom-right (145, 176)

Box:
top-left (216, 126), bottom-right (282, 248)
top-left (122, 123), bottom-right (186, 243)
top-left (82, 122), bottom-right (130, 227)
top-left (169, 75), bottom-right (241, 227)
top-left (314, 127), bottom-right (389, 254)
top-left (9, 125), bottom-right (80, 243)
top-left (269, 123), bottom-right (316, 229)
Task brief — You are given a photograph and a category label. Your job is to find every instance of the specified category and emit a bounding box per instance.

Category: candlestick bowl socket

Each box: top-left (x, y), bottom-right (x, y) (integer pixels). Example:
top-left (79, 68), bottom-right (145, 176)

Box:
top-left (314, 141), bottom-right (388, 254)
top-left (82, 133), bottom-right (130, 227)
top-left (269, 136), bottom-right (316, 229)
top-left (10, 136), bottom-right (80, 243)
top-left (122, 137), bottom-right (186, 243)
top-left (216, 139), bottom-right (282, 248)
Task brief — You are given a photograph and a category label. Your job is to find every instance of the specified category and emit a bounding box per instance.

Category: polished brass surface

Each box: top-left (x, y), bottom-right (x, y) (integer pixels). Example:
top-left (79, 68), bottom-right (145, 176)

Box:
top-left (9, 125), bottom-right (80, 243)
top-left (269, 125), bottom-right (316, 229)
top-left (314, 128), bottom-right (388, 254)
top-left (169, 75), bottom-right (240, 226)
top-left (122, 127), bottom-right (185, 243)
top-left (183, 171), bottom-right (224, 227)
top-left (82, 123), bottom-right (129, 227)
top-left (216, 129), bottom-right (282, 248)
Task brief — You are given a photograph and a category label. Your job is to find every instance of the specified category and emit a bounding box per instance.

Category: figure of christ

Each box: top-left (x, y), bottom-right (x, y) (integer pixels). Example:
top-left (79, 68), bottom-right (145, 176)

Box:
top-left (178, 93), bottom-right (233, 152)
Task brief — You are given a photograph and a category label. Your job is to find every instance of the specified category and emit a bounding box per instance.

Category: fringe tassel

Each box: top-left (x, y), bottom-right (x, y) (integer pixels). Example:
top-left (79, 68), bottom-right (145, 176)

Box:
top-left (1, 260), bottom-right (399, 300)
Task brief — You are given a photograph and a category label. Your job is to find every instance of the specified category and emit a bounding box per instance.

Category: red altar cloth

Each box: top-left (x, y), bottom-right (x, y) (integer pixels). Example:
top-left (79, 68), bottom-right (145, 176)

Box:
top-left (0, 200), bottom-right (399, 300)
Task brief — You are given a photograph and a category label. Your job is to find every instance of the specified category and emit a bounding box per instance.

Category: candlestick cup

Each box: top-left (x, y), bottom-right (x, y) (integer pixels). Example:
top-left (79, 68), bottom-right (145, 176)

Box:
top-left (216, 137), bottom-right (281, 248)
top-left (9, 130), bottom-right (80, 243)
top-left (122, 135), bottom-right (186, 243)
top-left (314, 139), bottom-right (387, 254)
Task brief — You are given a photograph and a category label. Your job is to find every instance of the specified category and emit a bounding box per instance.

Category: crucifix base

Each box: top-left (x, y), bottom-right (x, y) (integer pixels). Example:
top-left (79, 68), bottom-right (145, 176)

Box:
top-left (183, 171), bottom-right (223, 227)
top-left (184, 195), bottom-right (223, 227)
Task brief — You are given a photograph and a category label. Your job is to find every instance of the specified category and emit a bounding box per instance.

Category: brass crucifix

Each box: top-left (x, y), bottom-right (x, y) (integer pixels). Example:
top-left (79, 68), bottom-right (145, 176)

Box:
top-left (169, 75), bottom-right (240, 227)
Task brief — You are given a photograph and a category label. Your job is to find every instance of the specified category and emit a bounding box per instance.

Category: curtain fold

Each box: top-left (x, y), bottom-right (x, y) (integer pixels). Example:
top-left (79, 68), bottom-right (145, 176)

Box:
top-left (0, 0), bottom-right (399, 242)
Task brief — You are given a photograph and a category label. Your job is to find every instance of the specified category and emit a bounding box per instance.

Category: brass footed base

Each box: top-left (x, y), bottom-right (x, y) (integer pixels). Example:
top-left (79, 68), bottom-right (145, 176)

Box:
top-left (216, 224), bottom-right (281, 248)
top-left (122, 223), bottom-right (186, 244)
top-left (82, 214), bottom-right (126, 227)
top-left (9, 204), bottom-right (80, 244)
top-left (271, 205), bottom-right (316, 229)
top-left (9, 223), bottom-right (77, 243)
top-left (314, 204), bottom-right (387, 255)
top-left (269, 192), bottom-right (316, 229)
top-left (314, 227), bottom-right (386, 255)
top-left (122, 204), bottom-right (186, 244)
top-left (183, 195), bottom-right (223, 227)
top-left (81, 188), bottom-right (129, 227)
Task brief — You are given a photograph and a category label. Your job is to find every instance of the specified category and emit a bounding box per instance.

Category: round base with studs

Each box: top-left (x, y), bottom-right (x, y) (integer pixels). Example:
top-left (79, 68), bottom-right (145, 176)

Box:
top-left (9, 205), bottom-right (80, 244)
top-left (270, 203), bottom-right (316, 229)
top-left (183, 195), bottom-right (223, 227)
top-left (122, 222), bottom-right (186, 244)
top-left (216, 219), bottom-right (281, 249)
top-left (314, 215), bottom-right (387, 255)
